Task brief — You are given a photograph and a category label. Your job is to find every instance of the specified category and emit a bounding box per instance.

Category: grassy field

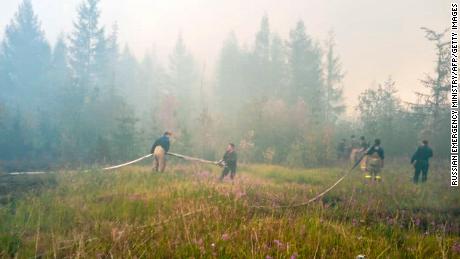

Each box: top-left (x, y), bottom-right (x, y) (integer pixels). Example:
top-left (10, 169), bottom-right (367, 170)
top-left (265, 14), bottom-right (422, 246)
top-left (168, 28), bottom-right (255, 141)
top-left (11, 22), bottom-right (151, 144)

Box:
top-left (0, 160), bottom-right (459, 258)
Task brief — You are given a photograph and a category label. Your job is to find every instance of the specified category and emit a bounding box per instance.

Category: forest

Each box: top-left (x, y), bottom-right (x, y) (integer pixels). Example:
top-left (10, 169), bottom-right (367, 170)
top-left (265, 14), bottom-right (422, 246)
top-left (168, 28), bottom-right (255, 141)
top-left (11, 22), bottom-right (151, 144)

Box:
top-left (0, 0), bottom-right (450, 172)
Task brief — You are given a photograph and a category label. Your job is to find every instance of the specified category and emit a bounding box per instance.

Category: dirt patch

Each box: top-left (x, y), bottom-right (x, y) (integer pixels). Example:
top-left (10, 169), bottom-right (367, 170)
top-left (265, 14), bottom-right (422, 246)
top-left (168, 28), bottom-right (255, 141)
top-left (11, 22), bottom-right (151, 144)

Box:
top-left (0, 173), bottom-right (56, 205)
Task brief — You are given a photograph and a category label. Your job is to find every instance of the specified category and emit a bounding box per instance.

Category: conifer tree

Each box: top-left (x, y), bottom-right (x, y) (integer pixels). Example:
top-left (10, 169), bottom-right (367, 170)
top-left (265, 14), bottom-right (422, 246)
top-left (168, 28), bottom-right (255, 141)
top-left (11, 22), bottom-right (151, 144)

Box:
top-left (69, 0), bottom-right (107, 100)
top-left (252, 15), bottom-right (272, 97)
top-left (216, 32), bottom-right (242, 110)
top-left (168, 34), bottom-right (197, 103)
top-left (1, 0), bottom-right (51, 106)
top-left (324, 32), bottom-right (345, 123)
top-left (288, 21), bottom-right (324, 118)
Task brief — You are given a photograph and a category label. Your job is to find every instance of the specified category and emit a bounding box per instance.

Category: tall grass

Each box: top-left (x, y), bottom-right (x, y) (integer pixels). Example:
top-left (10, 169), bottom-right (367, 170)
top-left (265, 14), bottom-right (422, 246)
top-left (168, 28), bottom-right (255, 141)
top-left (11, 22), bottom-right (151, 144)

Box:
top-left (0, 161), bottom-right (458, 258)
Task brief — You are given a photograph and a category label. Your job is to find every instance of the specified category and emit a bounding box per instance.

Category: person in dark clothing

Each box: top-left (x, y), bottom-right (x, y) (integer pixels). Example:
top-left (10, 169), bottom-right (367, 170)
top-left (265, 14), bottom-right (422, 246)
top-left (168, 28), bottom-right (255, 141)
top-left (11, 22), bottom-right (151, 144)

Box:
top-left (218, 143), bottom-right (238, 181)
top-left (349, 135), bottom-right (360, 164)
top-left (358, 136), bottom-right (370, 172)
top-left (365, 139), bottom-right (385, 181)
top-left (411, 140), bottom-right (433, 183)
top-left (359, 136), bottom-right (369, 150)
top-left (337, 139), bottom-right (348, 160)
top-left (150, 131), bottom-right (172, 172)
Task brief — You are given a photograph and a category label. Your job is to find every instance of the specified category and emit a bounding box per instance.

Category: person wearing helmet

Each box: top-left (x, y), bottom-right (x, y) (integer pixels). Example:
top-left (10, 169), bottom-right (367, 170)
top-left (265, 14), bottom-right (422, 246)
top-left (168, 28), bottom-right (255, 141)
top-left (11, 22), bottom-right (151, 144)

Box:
top-left (365, 139), bottom-right (384, 181)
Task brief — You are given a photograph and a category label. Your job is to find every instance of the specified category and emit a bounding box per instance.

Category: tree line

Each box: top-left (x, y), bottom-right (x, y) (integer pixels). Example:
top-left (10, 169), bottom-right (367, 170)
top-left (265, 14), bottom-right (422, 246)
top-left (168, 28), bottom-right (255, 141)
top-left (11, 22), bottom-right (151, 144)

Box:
top-left (0, 0), bottom-right (450, 171)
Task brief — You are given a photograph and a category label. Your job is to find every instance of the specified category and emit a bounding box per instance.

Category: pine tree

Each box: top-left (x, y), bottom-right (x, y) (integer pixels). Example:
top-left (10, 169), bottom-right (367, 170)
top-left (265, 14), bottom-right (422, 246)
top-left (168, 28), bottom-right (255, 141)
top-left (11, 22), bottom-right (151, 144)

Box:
top-left (417, 28), bottom-right (450, 122)
top-left (140, 51), bottom-right (165, 114)
top-left (0, 108), bottom-right (35, 165)
top-left (51, 35), bottom-right (88, 163)
top-left (168, 34), bottom-right (198, 139)
top-left (0, 0), bottom-right (51, 106)
top-left (98, 23), bottom-right (119, 93)
top-left (45, 35), bottom-right (72, 156)
top-left (0, 49), bottom-right (7, 103)
top-left (168, 34), bottom-right (197, 103)
top-left (324, 32), bottom-right (345, 123)
top-left (252, 15), bottom-right (272, 97)
top-left (216, 32), bottom-right (242, 110)
top-left (410, 27), bottom-right (450, 156)
top-left (50, 35), bottom-right (72, 99)
top-left (117, 46), bottom-right (140, 104)
top-left (287, 20), bottom-right (324, 117)
top-left (69, 0), bottom-right (107, 100)
top-left (270, 34), bottom-right (287, 97)
top-left (254, 15), bottom-right (270, 62)
top-left (66, 0), bottom-right (130, 163)
top-left (112, 109), bottom-right (139, 161)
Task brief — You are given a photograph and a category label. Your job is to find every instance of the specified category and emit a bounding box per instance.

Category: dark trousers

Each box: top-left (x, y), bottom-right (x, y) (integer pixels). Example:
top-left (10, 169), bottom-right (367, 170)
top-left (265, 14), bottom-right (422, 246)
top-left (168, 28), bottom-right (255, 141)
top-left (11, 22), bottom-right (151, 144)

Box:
top-left (220, 166), bottom-right (236, 180)
top-left (414, 161), bottom-right (429, 183)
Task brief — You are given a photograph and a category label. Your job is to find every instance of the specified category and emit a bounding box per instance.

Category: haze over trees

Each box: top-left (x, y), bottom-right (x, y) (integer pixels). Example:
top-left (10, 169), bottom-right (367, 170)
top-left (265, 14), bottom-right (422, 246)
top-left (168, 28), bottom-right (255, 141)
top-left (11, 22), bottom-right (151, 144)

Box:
top-left (0, 0), bottom-right (450, 170)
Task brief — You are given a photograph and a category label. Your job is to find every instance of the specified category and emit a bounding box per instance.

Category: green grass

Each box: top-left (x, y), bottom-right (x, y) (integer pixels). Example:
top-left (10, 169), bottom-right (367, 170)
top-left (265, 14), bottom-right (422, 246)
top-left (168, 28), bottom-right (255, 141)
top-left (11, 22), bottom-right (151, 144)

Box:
top-left (0, 161), bottom-right (459, 258)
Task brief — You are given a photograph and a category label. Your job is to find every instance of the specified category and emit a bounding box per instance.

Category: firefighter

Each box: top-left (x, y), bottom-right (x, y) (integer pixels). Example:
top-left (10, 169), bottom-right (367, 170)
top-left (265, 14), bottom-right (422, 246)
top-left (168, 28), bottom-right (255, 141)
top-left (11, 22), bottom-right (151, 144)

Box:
top-left (358, 136), bottom-right (370, 172)
top-left (365, 139), bottom-right (384, 181)
top-left (150, 131), bottom-right (172, 172)
top-left (411, 140), bottom-right (433, 183)
top-left (337, 138), bottom-right (347, 160)
top-left (349, 135), bottom-right (360, 164)
top-left (218, 143), bottom-right (238, 181)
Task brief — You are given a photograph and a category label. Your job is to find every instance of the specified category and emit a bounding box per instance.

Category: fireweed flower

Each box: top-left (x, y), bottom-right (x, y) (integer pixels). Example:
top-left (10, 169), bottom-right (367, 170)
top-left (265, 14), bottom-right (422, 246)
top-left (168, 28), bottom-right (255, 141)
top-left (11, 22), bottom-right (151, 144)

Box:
top-left (273, 239), bottom-right (286, 250)
top-left (235, 190), bottom-right (246, 199)
top-left (197, 171), bottom-right (210, 178)
top-left (386, 216), bottom-right (394, 225)
top-left (452, 242), bottom-right (460, 253)
top-left (352, 219), bottom-right (358, 226)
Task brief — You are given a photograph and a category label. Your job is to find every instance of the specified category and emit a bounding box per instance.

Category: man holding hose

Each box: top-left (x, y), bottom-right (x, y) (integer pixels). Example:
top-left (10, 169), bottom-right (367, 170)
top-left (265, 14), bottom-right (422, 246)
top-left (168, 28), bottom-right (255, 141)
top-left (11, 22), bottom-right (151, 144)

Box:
top-left (365, 139), bottom-right (384, 181)
top-left (150, 131), bottom-right (172, 172)
top-left (218, 143), bottom-right (238, 181)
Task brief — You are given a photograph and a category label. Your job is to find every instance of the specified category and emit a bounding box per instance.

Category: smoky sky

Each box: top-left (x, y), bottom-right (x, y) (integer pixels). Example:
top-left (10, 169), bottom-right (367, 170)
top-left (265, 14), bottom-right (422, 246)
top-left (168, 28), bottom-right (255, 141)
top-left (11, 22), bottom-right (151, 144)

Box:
top-left (0, 0), bottom-right (448, 112)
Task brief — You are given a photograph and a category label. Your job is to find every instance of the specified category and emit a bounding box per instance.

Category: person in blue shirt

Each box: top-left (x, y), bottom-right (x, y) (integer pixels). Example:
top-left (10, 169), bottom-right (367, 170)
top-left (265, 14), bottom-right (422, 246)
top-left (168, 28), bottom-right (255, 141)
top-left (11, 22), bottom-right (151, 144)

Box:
top-left (150, 131), bottom-right (172, 172)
